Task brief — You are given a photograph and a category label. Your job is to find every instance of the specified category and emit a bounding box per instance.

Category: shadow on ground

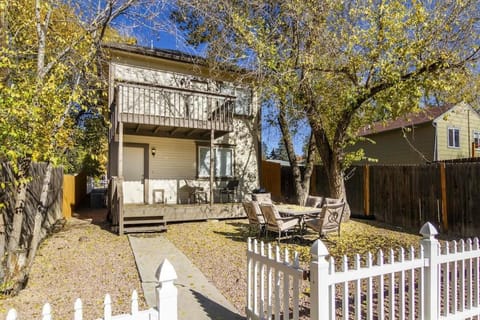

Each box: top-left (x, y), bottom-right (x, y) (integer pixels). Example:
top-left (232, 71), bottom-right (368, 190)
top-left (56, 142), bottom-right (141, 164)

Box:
top-left (67, 194), bottom-right (117, 234)
top-left (213, 221), bottom-right (319, 247)
top-left (191, 289), bottom-right (245, 320)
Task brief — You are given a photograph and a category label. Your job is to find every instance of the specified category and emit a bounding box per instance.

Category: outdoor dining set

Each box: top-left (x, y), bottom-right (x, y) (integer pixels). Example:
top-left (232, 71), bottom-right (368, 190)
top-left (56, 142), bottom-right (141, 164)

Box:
top-left (242, 194), bottom-right (346, 242)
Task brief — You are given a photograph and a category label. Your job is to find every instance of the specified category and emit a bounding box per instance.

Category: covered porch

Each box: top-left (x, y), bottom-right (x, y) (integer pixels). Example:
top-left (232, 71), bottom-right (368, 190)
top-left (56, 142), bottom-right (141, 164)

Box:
top-left (108, 176), bottom-right (245, 234)
top-left (107, 80), bottom-right (246, 234)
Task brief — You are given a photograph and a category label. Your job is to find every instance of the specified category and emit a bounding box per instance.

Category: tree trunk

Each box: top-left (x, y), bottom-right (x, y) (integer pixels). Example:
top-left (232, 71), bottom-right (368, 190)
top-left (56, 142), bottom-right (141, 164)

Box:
top-left (7, 183), bottom-right (26, 254)
top-left (27, 162), bottom-right (53, 266)
top-left (278, 108), bottom-right (315, 205)
top-left (321, 152), bottom-right (351, 220)
top-left (310, 122), bottom-right (351, 220)
top-left (4, 160), bottom-right (30, 294)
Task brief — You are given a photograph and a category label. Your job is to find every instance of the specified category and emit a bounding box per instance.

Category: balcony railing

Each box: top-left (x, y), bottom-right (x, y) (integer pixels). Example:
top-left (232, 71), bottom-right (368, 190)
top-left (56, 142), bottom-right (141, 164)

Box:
top-left (113, 81), bottom-right (235, 133)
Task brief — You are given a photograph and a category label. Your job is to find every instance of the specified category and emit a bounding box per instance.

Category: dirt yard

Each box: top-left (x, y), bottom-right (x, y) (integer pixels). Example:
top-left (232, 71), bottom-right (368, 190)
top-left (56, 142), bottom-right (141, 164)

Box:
top-left (0, 207), bottom-right (146, 319)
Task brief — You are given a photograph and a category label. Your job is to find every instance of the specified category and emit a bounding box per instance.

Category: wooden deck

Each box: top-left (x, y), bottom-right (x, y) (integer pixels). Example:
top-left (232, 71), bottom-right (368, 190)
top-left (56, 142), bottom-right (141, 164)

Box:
top-left (124, 203), bottom-right (245, 223)
top-left (112, 81), bottom-right (235, 140)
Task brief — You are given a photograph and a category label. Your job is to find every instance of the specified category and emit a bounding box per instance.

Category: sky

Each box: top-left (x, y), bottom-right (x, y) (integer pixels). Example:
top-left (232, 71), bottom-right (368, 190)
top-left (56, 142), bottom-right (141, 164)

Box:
top-left (112, 12), bottom-right (309, 156)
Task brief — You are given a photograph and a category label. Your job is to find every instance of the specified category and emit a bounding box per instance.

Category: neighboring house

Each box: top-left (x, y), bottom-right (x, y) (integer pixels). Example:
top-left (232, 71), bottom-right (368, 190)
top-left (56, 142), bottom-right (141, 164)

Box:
top-left (353, 102), bottom-right (480, 165)
top-left (105, 43), bottom-right (260, 233)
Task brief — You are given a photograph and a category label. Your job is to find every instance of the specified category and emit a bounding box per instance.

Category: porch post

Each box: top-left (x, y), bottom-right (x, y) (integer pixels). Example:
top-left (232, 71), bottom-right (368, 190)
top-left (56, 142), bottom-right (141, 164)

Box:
top-left (118, 121), bottom-right (123, 177)
top-left (210, 128), bottom-right (214, 205)
top-left (118, 121), bottom-right (124, 235)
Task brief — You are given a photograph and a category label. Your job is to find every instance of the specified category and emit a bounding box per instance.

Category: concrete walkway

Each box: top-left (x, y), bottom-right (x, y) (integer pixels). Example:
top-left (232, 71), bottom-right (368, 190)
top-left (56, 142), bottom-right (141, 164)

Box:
top-left (128, 235), bottom-right (244, 320)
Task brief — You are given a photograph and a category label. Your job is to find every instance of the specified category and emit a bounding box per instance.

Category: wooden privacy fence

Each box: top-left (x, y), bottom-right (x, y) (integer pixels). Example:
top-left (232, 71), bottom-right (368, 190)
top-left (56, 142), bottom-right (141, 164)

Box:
top-left (247, 222), bottom-right (480, 320)
top-left (62, 171), bottom-right (87, 219)
top-left (273, 162), bottom-right (480, 237)
top-left (366, 163), bottom-right (480, 237)
top-left (5, 259), bottom-right (178, 320)
top-left (260, 161), bottom-right (282, 202)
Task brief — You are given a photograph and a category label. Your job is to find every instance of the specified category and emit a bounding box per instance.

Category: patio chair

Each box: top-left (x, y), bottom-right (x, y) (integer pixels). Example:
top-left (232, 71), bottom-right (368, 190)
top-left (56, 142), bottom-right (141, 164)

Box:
top-left (305, 195), bottom-right (324, 208)
top-left (190, 186), bottom-right (207, 204)
top-left (242, 201), bottom-right (265, 236)
top-left (218, 179), bottom-right (239, 203)
top-left (252, 192), bottom-right (272, 204)
top-left (259, 203), bottom-right (300, 241)
top-left (304, 201), bottom-right (346, 238)
top-left (324, 197), bottom-right (343, 205)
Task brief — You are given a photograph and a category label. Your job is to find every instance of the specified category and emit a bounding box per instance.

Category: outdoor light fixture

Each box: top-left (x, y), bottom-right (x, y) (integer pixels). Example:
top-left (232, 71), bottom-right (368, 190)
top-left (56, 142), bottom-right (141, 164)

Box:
top-left (151, 147), bottom-right (156, 157)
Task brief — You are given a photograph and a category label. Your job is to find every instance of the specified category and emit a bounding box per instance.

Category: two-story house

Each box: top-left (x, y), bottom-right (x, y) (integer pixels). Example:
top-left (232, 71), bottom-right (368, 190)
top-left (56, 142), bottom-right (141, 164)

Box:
top-left (353, 102), bottom-right (480, 164)
top-left (105, 43), bottom-right (261, 234)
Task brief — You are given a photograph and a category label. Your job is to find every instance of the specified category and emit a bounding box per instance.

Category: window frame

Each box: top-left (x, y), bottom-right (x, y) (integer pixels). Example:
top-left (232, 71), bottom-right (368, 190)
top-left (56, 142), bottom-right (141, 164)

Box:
top-left (197, 145), bottom-right (235, 179)
top-left (219, 83), bottom-right (253, 117)
top-left (447, 127), bottom-right (460, 149)
top-left (233, 87), bottom-right (253, 117)
top-left (473, 130), bottom-right (480, 149)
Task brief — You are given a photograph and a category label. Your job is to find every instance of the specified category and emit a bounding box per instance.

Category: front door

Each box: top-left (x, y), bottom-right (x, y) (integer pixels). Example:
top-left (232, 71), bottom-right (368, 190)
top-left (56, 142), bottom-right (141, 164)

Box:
top-left (123, 146), bottom-right (145, 204)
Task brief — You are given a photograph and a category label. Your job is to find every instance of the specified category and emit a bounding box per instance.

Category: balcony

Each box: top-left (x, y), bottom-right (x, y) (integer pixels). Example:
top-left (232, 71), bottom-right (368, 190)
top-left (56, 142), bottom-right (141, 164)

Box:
top-left (111, 81), bottom-right (235, 140)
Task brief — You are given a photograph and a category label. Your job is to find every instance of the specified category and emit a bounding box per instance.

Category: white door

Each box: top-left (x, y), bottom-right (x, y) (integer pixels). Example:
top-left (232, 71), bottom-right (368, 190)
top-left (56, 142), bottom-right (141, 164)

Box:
top-left (123, 146), bottom-right (145, 204)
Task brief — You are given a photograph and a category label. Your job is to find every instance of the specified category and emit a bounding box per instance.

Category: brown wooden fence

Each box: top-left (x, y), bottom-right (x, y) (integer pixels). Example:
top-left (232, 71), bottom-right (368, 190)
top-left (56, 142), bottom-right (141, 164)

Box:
top-left (0, 162), bottom-right (64, 253)
top-left (264, 160), bottom-right (480, 238)
top-left (260, 161), bottom-right (282, 201)
top-left (62, 172), bottom-right (87, 219)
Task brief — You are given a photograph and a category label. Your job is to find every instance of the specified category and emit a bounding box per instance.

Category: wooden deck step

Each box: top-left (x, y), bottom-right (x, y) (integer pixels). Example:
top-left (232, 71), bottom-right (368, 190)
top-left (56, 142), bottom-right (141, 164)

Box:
top-left (123, 225), bottom-right (167, 233)
top-left (122, 216), bottom-right (167, 234)
top-left (124, 217), bottom-right (166, 225)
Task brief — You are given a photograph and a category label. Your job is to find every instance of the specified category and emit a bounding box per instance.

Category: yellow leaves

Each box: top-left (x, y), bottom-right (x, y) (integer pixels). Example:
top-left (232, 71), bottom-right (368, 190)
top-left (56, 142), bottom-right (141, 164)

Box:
top-left (1, 0), bottom-right (110, 174)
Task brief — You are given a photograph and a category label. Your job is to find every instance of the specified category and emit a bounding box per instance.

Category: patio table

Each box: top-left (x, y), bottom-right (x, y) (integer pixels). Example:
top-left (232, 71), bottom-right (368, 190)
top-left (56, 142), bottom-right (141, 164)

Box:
top-left (276, 204), bottom-right (323, 217)
top-left (276, 204), bottom-right (323, 234)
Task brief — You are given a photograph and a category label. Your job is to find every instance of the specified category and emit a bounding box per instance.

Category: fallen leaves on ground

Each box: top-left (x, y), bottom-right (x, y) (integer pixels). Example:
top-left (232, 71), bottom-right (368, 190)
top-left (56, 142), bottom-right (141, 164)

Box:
top-left (0, 218), bottom-right (146, 319)
top-left (0, 214), bottom-right (424, 319)
top-left (165, 218), bottom-right (422, 316)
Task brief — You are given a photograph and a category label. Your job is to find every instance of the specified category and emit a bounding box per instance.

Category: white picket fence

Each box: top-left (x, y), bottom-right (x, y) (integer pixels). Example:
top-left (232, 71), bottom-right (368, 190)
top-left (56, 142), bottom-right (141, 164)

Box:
top-left (247, 222), bottom-right (480, 320)
top-left (246, 239), bottom-right (304, 319)
top-left (5, 259), bottom-right (178, 320)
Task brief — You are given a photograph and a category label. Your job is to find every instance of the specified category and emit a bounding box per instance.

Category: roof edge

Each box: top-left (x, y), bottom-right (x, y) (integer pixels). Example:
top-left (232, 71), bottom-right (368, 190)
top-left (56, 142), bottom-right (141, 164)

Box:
top-left (102, 42), bottom-right (206, 66)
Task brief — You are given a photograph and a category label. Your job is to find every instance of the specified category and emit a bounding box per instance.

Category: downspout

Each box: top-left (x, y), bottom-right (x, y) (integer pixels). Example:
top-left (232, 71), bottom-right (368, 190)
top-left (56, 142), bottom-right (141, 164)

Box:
top-left (468, 109), bottom-right (471, 157)
top-left (432, 120), bottom-right (438, 162)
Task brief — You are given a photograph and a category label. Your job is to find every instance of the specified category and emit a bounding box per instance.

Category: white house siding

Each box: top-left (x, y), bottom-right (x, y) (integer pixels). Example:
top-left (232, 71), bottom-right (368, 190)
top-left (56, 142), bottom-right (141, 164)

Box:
top-left (123, 118), bottom-right (259, 204)
top-left (110, 49), bottom-right (260, 204)
top-left (124, 135), bottom-right (196, 204)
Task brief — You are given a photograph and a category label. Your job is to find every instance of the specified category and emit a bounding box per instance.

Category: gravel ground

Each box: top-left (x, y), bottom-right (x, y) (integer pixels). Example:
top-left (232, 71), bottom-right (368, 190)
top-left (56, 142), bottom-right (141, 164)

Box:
top-left (0, 209), bottom-right (146, 319)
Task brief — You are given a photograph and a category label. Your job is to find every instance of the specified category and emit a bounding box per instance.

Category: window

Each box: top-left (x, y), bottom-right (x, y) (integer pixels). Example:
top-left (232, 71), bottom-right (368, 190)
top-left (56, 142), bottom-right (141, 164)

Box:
top-left (448, 128), bottom-right (460, 148)
top-left (220, 84), bottom-right (252, 116)
top-left (474, 131), bottom-right (480, 149)
top-left (198, 146), bottom-right (234, 178)
top-left (234, 87), bottom-right (252, 116)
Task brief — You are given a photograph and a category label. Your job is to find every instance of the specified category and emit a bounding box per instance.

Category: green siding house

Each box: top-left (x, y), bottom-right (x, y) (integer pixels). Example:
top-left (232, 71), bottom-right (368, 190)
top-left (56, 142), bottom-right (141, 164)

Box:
top-left (353, 103), bottom-right (480, 164)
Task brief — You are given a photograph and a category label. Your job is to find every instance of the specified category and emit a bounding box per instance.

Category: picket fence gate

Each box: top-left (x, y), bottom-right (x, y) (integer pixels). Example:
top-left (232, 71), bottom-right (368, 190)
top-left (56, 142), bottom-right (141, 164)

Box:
top-left (5, 259), bottom-right (178, 320)
top-left (247, 222), bottom-right (480, 320)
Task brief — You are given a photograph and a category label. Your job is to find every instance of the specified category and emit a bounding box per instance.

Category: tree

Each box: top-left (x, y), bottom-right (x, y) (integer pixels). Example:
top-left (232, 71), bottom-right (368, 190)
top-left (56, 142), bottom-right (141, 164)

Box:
top-left (268, 148), bottom-right (277, 160)
top-left (0, 0), bottom-right (141, 293)
top-left (173, 0), bottom-right (480, 216)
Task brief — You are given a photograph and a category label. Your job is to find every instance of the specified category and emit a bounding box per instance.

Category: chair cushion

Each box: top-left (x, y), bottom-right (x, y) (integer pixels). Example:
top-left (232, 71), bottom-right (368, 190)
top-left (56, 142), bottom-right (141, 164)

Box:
top-left (253, 193), bottom-right (272, 204)
top-left (305, 196), bottom-right (323, 208)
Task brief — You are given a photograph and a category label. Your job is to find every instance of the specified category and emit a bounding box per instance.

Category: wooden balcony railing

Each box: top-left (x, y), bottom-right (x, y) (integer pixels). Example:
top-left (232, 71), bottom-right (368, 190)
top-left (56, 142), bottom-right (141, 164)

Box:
top-left (113, 81), bottom-right (235, 133)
